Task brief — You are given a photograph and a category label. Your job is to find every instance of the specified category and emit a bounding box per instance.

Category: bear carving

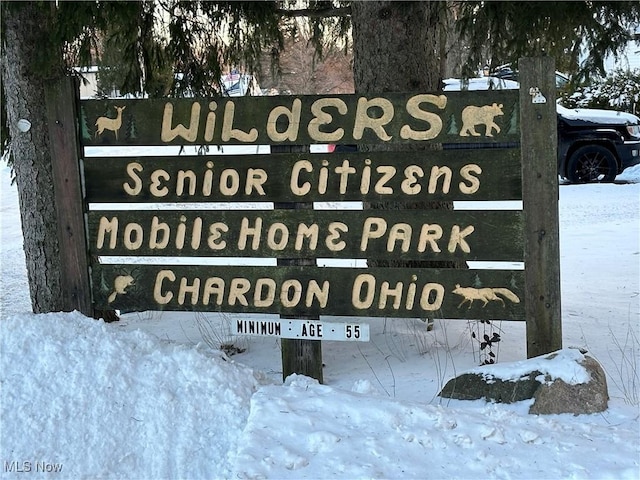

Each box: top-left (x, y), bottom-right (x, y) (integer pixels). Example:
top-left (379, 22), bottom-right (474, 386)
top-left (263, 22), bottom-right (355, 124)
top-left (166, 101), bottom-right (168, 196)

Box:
top-left (459, 103), bottom-right (504, 137)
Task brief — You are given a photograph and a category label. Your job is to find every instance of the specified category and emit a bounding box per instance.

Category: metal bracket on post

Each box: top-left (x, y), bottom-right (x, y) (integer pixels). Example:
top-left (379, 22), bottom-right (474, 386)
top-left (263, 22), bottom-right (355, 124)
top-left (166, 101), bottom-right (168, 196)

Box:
top-left (529, 87), bottom-right (547, 104)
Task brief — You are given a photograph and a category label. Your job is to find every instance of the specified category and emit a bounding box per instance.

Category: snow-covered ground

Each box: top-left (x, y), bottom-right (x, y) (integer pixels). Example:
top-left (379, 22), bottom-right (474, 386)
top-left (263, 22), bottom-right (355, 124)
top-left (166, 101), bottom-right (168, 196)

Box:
top-left (1, 152), bottom-right (639, 479)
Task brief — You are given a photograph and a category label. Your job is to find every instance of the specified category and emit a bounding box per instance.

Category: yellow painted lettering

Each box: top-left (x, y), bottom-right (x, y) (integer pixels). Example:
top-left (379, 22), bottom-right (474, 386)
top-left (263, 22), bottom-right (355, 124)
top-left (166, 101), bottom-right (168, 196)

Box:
top-left (228, 278), bottom-right (251, 306)
top-left (221, 101), bottom-right (258, 142)
top-left (290, 160), bottom-right (312, 196)
top-left (178, 277), bottom-right (200, 305)
top-left (161, 102), bottom-right (200, 142)
top-left (326, 222), bottom-right (348, 251)
top-left (254, 278), bottom-right (276, 307)
top-left (400, 94), bottom-right (447, 140)
top-left (353, 97), bottom-right (394, 141)
top-left (459, 164), bottom-right (482, 194)
top-left (96, 216), bottom-right (118, 249)
top-left (267, 99), bottom-right (301, 142)
top-left (428, 166), bottom-right (452, 194)
top-left (150, 169), bottom-right (170, 197)
top-left (208, 222), bottom-right (228, 250)
top-left (308, 98), bottom-right (347, 142)
top-left (352, 274), bottom-right (376, 309)
top-left (123, 162), bottom-right (143, 196)
top-left (448, 225), bottom-right (474, 253)
top-left (361, 217), bottom-right (387, 251)
top-left (154, 270), bottom-right (176, 304)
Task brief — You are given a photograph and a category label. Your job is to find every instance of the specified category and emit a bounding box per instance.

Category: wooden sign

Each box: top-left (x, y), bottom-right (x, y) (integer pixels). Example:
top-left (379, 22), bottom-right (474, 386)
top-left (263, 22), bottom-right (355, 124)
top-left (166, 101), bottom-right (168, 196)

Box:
top-left (83, 149), bottom-right (522, 203)
top-left (92, 264), bottom-right (525, 320)
top-left (87, 209), bottom-right (523, 261)
top-left (44, 59), bottom-right (559, 383)
top-left (71, 72), bottom-right (563, 358)
top-left (80, 91), bottom-right (519, 146)
top-left (80, 90), bottom-right (527, 325)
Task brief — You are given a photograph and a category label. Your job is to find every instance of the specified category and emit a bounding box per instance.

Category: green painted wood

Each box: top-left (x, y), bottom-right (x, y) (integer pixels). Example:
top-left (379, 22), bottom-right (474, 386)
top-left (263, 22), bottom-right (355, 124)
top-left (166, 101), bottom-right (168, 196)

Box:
top-left (80, 91), bottom-right (520, 147)
top-left (92, 264), bottom-right (526, 320)
top-left (87, 209), bottom-right (524, 261)
top-left (519, 57), bottom-right (562, 358)
top-left (83, 149), bottom-right (522, 203)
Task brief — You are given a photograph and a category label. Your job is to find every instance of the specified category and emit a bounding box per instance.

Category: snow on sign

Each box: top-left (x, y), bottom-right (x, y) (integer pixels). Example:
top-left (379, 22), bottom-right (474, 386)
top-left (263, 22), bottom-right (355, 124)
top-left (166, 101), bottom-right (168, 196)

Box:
top-left (233, 318), bottom-right (370, 342)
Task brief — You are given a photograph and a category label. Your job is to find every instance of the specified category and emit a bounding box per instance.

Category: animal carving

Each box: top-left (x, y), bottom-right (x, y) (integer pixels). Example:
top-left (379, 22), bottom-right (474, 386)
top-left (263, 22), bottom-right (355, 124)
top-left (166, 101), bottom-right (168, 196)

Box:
top-left (452, 284), bottom-right (520, 309)
top-left (459, 103), bottom-right (504, 137)
top-left (95, 106), bottom-right (126, 140)
top-left (107, 275), bottom-right (135, 303)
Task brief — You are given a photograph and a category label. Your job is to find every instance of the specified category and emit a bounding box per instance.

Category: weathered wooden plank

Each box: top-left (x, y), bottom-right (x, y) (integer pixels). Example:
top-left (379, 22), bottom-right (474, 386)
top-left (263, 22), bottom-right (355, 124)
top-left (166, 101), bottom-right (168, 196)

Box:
top-left (519, 58), bottom-right (562, 357)
top-left (83, 149), bottom-right (522, 203)
top-left (88, 209), bottom-right (524, 261)
top-left (91, 264), bottom-right (526, 320)
top-left (79, 91), bottom-right (520, 147)
top-left (44, 77), bottom-right (94, 316)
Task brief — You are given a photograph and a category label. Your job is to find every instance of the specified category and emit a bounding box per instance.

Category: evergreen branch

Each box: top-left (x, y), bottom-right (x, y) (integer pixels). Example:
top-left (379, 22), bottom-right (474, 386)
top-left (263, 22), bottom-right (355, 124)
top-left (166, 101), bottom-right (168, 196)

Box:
top-left (275, 6), bottom-right (351, 18)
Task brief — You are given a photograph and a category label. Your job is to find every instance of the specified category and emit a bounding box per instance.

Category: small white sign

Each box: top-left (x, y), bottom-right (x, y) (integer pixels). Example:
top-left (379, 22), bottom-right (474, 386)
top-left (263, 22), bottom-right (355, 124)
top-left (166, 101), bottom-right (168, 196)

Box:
top-left (233, 319), bottom-right (370, 342)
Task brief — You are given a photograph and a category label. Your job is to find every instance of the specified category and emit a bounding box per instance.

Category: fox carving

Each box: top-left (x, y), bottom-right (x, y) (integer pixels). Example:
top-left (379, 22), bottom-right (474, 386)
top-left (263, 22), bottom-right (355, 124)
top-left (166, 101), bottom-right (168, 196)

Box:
top-left (452, 284), bottom-right (520, 308)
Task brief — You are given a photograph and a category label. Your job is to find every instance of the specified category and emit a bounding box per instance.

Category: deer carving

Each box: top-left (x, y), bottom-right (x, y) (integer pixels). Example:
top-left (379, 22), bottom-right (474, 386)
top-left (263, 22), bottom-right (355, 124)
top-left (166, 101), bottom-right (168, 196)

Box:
top-left (95, 106), bottom-right (126, 140)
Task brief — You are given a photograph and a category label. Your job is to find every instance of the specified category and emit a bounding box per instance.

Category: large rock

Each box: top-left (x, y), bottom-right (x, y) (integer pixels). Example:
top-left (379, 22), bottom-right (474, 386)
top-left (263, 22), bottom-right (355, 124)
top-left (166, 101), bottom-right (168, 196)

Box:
top-left (438, 349), bottom-right (609, 415)
top-left (438, 370), bottom-right (543, 403)
top-left (529, 355), bottom-right (608, 415)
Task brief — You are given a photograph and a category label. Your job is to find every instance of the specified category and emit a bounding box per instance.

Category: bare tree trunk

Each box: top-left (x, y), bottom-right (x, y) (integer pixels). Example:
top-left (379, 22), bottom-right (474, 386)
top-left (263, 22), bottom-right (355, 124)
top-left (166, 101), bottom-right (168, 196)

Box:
top-left (352, 1), bottom-right (443, 93)
top-left (350, 1), bottom-right (460, 272)
top-left (2, 3), bottom-right (66, 312)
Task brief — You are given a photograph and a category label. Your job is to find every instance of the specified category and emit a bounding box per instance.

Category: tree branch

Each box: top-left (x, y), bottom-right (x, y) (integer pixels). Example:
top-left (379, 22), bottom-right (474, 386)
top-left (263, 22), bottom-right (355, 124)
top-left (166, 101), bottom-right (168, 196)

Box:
top-left (276, 6), bottom-right (352, 18)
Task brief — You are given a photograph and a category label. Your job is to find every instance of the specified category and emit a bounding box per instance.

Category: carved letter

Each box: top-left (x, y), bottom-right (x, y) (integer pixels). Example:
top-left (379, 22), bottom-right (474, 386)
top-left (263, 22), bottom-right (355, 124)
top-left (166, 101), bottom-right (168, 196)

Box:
top-left (267, 99), bottom-right (302, 142)
top-left (154, 270), bottom-right (176, 304)
top-left (308, 98), bottom-right (347, 142)
top-left (400, 94), bottom-right (447, 141)
top-left (161, 102), bottom-right (200, 142)
top-left (353, 97), bottom-right (394, 141)
top-left (221, 101), bottom-right (258, 142)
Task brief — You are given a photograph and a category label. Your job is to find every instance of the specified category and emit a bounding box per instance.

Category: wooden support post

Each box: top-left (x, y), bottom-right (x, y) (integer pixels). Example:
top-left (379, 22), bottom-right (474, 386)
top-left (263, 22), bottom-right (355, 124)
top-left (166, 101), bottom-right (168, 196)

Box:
top-left (272, 145), bottom-right (323, 383)
top-left (519, 57), bottom-right (563, 357)
top-left (45, 77), bottom-right (94, 317)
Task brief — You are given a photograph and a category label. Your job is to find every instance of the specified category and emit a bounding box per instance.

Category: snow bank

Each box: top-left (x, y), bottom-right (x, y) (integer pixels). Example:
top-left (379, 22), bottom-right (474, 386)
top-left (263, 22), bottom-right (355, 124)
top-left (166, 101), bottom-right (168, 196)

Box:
top-left (1, 312), bottom-right (263, 479)
top-left (231, 374), bottom-right (639, 479)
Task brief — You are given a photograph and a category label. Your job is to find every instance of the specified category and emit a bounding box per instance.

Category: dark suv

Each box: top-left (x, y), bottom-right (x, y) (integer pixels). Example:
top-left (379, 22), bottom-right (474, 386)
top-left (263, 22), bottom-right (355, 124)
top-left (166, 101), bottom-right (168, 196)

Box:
top-left (556, 103), bottom-right (640, 183)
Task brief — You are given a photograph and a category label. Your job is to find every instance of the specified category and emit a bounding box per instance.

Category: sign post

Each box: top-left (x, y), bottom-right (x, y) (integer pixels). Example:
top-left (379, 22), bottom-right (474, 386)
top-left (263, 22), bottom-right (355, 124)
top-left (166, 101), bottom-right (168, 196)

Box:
top-left (519, 57), bottom-right (563, 357)
top-left (44, 77), bottom-right (94, 317)
top-left (272, 143), bottom-right (323, 382)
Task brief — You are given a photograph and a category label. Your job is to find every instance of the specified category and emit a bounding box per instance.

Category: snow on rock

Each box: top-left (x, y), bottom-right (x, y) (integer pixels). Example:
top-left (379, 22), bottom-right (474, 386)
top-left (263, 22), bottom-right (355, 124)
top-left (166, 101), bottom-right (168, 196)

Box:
top-left (1, 311), bottom-right (264, 479)
top-left (466, 348), bottom-right (592, 385)
top-left (439, 349), bottom-right (610, 414)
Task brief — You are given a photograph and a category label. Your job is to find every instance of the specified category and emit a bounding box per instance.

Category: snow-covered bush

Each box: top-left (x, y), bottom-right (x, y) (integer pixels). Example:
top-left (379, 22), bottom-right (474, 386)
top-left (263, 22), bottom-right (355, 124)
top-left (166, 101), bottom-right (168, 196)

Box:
top-left (560, 68), bottom-right (640, 115)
